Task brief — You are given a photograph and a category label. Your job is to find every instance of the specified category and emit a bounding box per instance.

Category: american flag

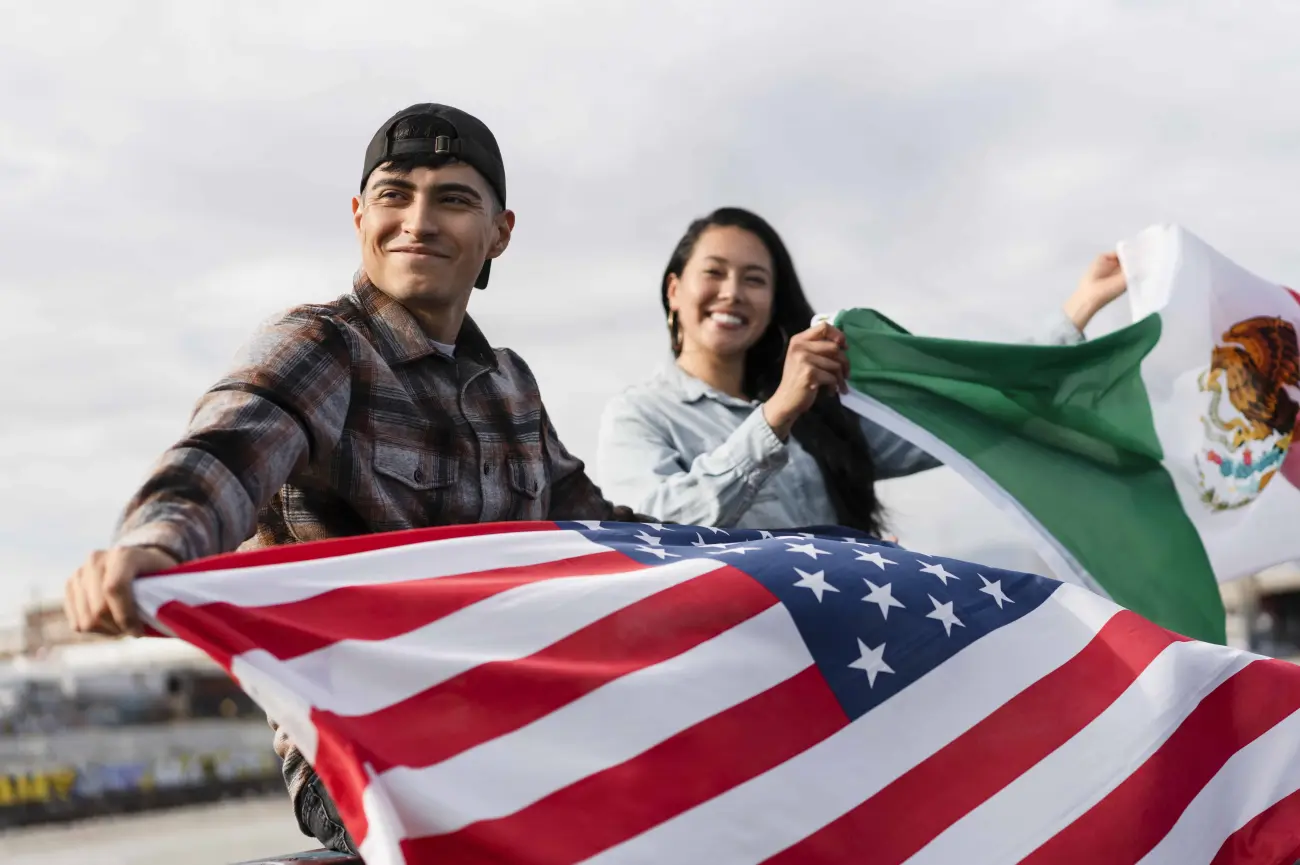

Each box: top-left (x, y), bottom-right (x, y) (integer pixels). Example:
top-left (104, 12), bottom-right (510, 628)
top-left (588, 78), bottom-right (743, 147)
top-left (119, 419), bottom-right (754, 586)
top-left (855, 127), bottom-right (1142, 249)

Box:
top-left (133, 521), bottom-right (1300, 865)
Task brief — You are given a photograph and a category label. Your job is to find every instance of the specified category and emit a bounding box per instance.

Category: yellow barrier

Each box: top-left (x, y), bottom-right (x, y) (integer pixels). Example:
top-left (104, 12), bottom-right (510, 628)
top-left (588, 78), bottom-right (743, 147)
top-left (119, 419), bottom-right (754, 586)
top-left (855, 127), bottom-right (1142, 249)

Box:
top-left (0, 749), bottom-right (279, 809)
top-left (0, 769), bottom-right (78, 806)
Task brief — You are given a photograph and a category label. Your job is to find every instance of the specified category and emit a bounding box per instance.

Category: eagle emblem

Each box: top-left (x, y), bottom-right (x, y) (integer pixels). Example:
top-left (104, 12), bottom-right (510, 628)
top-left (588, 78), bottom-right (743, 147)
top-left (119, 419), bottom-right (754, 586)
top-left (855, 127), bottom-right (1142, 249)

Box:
top-left (1195, 314), bottom-right (1300, 510)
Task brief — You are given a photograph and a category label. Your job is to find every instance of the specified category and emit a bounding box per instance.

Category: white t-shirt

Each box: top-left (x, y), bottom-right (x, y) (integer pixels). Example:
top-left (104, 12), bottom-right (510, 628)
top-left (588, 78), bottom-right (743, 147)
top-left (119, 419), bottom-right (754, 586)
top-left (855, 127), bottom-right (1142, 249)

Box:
top-left (430, 339), bottom-right (456, 357)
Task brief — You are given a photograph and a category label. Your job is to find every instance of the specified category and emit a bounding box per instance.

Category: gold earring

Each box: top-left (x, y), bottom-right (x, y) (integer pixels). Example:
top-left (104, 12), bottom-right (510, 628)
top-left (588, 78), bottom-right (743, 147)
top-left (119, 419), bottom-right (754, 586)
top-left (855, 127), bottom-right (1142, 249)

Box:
top-left (667, 310), bottom-right (682, 353)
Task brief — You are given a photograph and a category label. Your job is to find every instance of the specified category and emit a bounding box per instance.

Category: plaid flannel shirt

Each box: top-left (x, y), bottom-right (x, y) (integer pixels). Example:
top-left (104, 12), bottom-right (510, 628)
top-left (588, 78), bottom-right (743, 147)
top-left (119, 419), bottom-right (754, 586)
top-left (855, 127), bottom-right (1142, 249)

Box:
top-left (114, 275), bottom-right (646, 822)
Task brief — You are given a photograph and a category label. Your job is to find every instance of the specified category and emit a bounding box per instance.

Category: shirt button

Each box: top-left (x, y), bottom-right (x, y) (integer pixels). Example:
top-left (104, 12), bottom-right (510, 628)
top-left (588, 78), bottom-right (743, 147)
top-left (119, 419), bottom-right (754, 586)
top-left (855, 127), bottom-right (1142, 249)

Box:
top-left (413, 469), bottom-right (424, 483)
top-left (483, 463), bottom-right (491, 476)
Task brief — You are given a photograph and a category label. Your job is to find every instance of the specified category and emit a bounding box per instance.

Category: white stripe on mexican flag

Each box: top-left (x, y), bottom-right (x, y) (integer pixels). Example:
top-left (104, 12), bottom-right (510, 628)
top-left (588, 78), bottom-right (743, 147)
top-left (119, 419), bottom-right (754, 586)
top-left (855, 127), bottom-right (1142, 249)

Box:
top-left (832, 224), bottom-right (1300, 645)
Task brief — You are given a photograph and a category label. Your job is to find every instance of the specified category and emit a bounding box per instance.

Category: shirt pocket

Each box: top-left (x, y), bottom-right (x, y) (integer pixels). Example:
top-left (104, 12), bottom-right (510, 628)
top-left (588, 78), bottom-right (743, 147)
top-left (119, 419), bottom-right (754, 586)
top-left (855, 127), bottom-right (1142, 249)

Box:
top-left (373, 441), bottom-right (459, 492)
top-left (504, 455), bottom-right (548, 520)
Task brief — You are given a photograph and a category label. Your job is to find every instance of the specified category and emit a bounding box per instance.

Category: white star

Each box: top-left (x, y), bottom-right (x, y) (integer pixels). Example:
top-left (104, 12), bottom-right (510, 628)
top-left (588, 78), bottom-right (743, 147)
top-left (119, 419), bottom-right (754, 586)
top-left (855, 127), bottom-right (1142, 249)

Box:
top-left (862, 580), bottom-right (906, 620)
top-left (855, 550), bottom-right (897, 570)
top-left (918, 560), bottom-right (959, 585)
top-left (692, 533), bottom-right (729, 550)
top-left (574, 521), bottom-right (605, 532)
top-left (635, 546), bottom-right (679, 560)
top-left (786, 542), bottom-right (832, 560)
top-left (710, 546), bottom-right (760, 556)
top-left (634, 530), bottom-right (662, 547)
top-left (640, 523), bottom-right (664, 532)
top-left (926, 595), bottom-right (965, 636)
top-left (706, 526), bottom-right (731, 536)
top-left (759, 531), bottom-right (775, 539)
top-left (840, 536), bottom-right (877, 547)
top-left (848, 639), bottom-right (894, 687)
top-left (979, 575), bottom-right (1014, 609)
top-left (792, 568), bottom-right (840, 602)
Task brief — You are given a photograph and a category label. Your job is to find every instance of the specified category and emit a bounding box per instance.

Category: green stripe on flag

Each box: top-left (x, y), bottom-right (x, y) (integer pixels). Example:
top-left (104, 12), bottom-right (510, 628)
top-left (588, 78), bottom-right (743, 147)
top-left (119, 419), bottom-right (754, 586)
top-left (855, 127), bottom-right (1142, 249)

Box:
top-left (836, 309), bottom-right (1226, 645)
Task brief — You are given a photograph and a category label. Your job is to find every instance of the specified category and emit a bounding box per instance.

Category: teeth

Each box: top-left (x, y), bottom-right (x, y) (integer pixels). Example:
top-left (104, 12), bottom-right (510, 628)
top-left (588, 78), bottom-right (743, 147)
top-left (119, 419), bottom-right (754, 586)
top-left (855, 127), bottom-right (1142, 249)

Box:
top-left (711, 312), bottom-right (745, 326)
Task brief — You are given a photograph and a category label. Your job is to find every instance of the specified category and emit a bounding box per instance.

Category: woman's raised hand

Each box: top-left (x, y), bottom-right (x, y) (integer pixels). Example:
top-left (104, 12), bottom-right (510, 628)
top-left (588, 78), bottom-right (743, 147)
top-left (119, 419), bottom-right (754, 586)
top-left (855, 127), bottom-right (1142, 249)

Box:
top-left (761, 320), bottom-right (849, 440)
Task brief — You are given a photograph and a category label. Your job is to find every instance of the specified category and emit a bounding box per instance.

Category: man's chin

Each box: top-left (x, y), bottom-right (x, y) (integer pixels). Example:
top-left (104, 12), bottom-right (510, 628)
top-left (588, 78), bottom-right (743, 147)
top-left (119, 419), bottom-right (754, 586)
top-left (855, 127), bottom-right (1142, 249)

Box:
top-left (381, 277), bottom-right (464, 306)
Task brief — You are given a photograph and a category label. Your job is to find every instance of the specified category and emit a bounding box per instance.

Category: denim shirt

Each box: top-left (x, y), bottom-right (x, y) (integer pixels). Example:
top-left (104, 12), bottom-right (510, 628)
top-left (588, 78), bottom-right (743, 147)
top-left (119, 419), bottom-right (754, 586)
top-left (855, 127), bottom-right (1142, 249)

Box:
top-left (595, 310), bottom-right (1084, 529)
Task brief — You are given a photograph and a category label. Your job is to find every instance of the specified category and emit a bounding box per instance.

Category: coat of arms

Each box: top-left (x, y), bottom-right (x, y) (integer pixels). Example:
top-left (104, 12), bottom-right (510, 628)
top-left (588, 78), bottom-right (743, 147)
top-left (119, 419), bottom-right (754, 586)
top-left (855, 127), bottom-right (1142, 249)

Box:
top-left (1195, 315), bottom-right (1300, 510)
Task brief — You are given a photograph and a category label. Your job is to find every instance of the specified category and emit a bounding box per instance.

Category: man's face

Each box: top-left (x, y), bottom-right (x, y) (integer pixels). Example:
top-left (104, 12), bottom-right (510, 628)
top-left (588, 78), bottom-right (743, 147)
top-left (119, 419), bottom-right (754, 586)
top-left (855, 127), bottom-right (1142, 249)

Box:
top-left (352, 162), bottom-right (513, 310)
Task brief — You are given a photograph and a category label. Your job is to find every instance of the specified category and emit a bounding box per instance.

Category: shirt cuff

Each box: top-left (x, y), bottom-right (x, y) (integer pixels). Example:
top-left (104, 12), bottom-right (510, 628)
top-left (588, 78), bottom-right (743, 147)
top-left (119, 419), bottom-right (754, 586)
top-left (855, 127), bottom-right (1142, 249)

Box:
top-left (1039, 308), bottom-right (1086, 346)
top-left (736, 407), bottom-right (790, 476)
top-left (114, 521), bottom-right (191, 565)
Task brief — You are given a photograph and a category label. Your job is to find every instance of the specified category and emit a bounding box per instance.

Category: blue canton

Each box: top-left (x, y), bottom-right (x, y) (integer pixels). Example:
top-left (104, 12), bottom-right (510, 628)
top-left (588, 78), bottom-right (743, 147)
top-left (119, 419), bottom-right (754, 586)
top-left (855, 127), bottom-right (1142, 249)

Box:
top-left (556, 521), bottom-right (1062, 721)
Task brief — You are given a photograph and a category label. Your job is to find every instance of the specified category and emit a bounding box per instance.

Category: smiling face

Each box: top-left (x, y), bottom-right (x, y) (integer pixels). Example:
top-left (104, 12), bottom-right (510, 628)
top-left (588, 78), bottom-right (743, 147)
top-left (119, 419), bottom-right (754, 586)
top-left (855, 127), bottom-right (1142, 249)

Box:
top-left (352, 161), bottom-right (513, 315)
top-left (666, 225), bottom-right (776, 361)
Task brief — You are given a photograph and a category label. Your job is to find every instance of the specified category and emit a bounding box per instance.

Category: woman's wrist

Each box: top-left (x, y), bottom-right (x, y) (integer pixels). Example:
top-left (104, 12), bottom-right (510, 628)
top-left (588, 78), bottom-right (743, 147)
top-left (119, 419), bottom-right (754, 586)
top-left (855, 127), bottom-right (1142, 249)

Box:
top-left (762, 399), bottom-right (795, 441)
top-left (1062, 290), bottom-right (1101, 333)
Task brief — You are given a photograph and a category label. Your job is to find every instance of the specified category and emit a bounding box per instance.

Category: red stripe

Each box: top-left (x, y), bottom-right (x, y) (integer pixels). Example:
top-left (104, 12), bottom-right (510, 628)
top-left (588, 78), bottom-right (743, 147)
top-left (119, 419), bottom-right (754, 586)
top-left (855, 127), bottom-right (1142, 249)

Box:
top-left (137, 520), bottom-right (561, 579)
top-left (154, 549), bottom-right (643, 661)
top-left (765, 610), bottom-right (1179, 865)
top-left (153, 600), bottom-right (238, 672)
top-left (313, 719), bottom-right (375, 847)
top-left (1021, 658), bottom-right (1300, 865)
top-left (400, 666), bottom-right (846, 865)
top-left (1210, 786), bottom-right (1300, 865)
top-left (314, 564), bottom-right (777, 774)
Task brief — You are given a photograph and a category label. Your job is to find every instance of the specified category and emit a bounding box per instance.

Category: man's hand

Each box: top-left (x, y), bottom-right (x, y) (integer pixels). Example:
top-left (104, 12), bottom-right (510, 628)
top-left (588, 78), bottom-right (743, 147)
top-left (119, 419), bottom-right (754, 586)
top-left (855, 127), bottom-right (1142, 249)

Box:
top-left (1063, 251), bottom-right (1129, 333)
top-left (64, 546), bottom-right (179, 637)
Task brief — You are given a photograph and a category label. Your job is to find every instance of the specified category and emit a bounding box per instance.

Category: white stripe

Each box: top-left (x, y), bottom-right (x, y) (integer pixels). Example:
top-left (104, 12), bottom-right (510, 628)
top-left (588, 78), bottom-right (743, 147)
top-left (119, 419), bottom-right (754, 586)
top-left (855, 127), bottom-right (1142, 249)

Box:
top-left (908, 639), bottom-right (1255, 865)
top-left (839, 389), bottom-right (1112, 599)
top-left (376, 603), bottom-right (814, 838)
top-left (133, 529), bottom-right (609, 617)
top-left (1139, 693), bottom-right (1300, 864)
top-left (239, 556), bottom-right (726, 718)
top-left (231, 651), bottom-right (321, 763)
top-left (358, 763), bottom-right (408, 865)
top-left (585, 583), bottom-right (1121, 865)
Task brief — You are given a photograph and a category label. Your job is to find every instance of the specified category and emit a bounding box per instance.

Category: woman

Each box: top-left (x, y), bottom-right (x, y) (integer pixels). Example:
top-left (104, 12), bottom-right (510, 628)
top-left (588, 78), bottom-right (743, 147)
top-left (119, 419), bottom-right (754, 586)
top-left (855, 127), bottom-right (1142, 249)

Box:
top-left (595, 207), bottom-right (1128, 536)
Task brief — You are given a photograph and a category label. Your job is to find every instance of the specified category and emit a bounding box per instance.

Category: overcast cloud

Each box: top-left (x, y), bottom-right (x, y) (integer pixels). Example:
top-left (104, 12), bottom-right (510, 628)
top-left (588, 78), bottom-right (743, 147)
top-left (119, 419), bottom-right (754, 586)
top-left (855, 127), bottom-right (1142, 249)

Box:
top-left (2, 0), bottom-right (1298, 624)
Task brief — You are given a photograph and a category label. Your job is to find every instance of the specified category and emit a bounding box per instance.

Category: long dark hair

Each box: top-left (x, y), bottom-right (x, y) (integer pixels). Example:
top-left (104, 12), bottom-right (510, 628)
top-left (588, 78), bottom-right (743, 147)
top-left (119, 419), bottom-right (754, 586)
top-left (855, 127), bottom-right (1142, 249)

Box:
top-left (661, 207), bottom-right (885, 536)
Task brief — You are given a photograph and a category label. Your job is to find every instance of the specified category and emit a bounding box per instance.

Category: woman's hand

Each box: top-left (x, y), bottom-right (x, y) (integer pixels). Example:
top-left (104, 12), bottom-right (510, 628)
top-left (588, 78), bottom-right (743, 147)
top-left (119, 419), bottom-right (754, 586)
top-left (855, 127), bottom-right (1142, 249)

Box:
top-left (1063, 251), bottom-right (1128, 333)
top-left (761, 320), bottom-right (849, 440)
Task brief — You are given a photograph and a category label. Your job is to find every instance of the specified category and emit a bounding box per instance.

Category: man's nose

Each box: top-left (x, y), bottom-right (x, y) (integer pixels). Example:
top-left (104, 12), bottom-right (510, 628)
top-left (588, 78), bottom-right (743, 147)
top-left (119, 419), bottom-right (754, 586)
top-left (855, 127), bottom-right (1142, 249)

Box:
top-left (402, 199), bottom-right (440, 238)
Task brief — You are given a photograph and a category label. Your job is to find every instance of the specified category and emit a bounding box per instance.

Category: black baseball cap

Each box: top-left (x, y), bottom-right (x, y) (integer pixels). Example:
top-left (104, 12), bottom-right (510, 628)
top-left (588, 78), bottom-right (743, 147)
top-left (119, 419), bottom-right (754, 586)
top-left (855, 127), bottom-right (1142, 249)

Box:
top-left (361, 103), bottom-right (507, 289)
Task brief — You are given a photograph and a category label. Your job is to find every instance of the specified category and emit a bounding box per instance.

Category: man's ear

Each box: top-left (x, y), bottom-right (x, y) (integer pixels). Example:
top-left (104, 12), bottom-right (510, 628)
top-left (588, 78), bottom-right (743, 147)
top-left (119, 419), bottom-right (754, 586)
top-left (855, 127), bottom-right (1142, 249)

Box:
top-left (351, 195), bottom-right (364, 238)
top-left (488, 209), bottom-right (516, 259)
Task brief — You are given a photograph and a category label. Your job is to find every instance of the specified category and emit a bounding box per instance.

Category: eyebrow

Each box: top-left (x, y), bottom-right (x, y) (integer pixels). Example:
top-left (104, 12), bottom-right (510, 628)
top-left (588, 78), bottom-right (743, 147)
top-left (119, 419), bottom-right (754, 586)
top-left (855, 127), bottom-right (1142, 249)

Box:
top-left (368, 176), bottom-right (417, 192)
top-left (429, 182), bottom-right (484, 201)
top-left (703, 255), bottom-right (771, 275)
top-left (368, 177), bottom-right (485, 202)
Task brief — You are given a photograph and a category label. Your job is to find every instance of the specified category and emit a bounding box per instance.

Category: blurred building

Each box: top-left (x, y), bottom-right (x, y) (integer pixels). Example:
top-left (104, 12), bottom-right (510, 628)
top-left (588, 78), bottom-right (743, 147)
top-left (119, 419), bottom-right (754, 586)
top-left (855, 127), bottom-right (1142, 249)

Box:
top-left (0, 600), bottom-right (261, 737)
top-left (0, 601), bottom-right (109, 661)
top-left (1222, 561), bottom-right (1300, 660)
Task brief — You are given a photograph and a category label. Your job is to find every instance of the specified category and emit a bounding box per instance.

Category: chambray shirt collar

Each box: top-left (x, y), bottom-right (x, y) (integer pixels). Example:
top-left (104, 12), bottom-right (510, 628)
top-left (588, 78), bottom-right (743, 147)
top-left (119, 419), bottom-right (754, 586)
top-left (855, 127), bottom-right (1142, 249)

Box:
top-left (659, 361), bottom-right (758, 409)
top-left (352, 274), bottom-right (496, 369)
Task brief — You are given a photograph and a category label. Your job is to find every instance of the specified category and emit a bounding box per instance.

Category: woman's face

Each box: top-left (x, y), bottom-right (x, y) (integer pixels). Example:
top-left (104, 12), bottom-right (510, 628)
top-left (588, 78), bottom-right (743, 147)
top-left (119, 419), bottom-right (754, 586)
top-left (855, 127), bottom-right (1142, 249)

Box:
top-left (667, 225), bottom-right (775, 360)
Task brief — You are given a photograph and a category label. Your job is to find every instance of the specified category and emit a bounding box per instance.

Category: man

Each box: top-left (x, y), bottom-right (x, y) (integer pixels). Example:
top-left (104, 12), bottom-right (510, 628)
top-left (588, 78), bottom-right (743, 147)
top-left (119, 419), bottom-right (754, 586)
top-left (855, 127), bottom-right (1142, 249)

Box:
top-left (63, 102), bottom-right (651, 853)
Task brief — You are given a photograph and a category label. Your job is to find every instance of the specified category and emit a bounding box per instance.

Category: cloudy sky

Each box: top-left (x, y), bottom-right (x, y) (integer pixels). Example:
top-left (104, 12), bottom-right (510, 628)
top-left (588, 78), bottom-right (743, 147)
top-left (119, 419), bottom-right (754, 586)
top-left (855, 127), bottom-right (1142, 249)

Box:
top-left (2, 1), bottom-right (1297, 625)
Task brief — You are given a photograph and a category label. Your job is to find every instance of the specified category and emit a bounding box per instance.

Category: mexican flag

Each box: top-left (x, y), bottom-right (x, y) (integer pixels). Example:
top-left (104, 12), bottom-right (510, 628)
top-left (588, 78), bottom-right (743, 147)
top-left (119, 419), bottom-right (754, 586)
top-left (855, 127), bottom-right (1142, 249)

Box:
top-left (834, 225), bottom-right (1300, 645)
